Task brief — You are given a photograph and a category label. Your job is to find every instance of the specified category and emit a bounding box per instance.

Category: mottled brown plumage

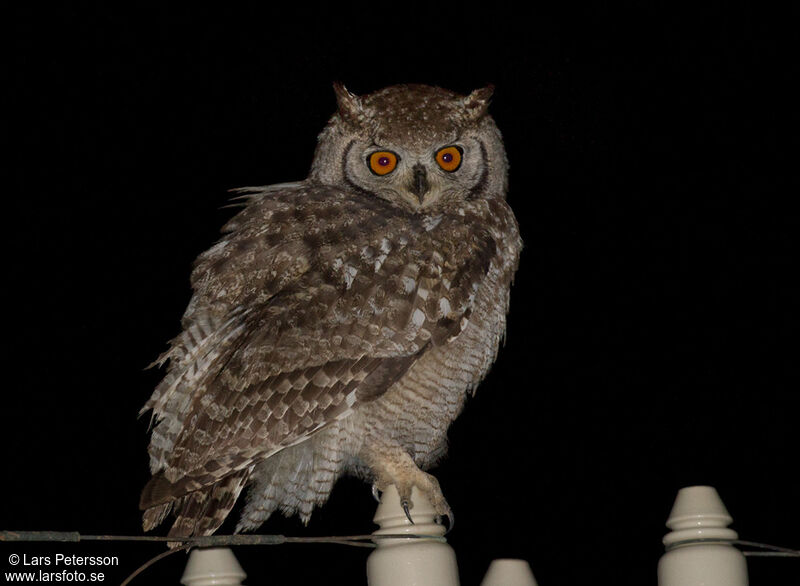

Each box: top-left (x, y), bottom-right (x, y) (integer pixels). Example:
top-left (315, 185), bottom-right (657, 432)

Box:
top-left (140, 83), bottom-right (522, 538)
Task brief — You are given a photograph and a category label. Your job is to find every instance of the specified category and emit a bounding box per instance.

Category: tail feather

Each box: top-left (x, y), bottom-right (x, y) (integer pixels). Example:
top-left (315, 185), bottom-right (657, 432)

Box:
top-left (142, 502), bottom-right (172, 532)
top-left (141, 468), bottom-right (252, 540)
top-left (167, 491), bottom-right (211, 539)
top-left (196, 468), bottom-right (251, 535)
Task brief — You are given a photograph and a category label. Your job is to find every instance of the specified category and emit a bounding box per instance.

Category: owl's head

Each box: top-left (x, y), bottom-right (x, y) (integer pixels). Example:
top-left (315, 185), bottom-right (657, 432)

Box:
top-left (310, 83), bottom-right (507, 212)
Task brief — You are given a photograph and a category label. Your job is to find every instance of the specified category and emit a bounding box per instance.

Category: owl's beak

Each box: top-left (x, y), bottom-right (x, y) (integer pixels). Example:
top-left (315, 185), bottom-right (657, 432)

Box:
top-left (408, 164), bottom-right (430, 202)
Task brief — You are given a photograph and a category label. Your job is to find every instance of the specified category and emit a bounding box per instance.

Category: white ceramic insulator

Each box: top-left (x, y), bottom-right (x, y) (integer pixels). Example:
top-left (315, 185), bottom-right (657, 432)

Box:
top-left (480, 559), bottom-right (538, 586)
top-left (657, 486), bottom-right (748, 586)
top-left (181, 547), bottom-right (247, 586)
top-left (367, 485), bottom-right (460, 586)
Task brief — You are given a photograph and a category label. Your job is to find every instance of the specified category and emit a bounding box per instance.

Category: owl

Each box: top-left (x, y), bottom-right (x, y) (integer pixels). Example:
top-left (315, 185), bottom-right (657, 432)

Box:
top-left (140, 83), bottom-right (522, 539)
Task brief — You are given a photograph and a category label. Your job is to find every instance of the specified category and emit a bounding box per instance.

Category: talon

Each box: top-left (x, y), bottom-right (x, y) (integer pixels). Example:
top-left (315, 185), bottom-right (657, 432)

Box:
top-left (442, 509), bottom-right (454, 534)
top-left (371, 483), bottom-right (381, 503)
top-left (434, 508), bottom-right (455, 533)
top-left (401, 500), bottom-right (415, 524)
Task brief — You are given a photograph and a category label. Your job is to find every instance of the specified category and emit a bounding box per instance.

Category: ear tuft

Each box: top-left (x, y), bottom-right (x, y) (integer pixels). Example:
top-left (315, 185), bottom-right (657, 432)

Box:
top-left (332, 82), bottom-right (364, 125)
top-left (462, 85), bottom-right (495, 122)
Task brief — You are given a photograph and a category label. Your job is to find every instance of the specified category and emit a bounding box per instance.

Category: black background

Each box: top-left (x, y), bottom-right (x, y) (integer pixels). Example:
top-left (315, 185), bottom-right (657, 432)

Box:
top-left (6, 4), bottom-right (797, 585)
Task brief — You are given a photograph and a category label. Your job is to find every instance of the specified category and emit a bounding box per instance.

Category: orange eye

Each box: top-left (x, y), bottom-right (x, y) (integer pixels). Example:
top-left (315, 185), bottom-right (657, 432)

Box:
top-left (368, 151), bottom-right (399, 175)
top-left (435, 146), bottom-right (463, 172)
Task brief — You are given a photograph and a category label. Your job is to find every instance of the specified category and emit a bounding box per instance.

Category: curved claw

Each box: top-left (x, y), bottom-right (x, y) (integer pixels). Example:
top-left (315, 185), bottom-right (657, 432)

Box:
top-left (401, 500), bottom-right (415, 525)
top-left (436, 509), bottom-right (455, 534)
top-left (371, 483), bottom-right (382, 504)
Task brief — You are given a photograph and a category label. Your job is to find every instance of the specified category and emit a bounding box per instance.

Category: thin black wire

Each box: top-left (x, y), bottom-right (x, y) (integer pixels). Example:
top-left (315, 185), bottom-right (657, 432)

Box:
top-left (735, 540), bottom-right (800, 558)
top-left (119, 545), bottom-right (191, 586)
top-left (1, 530), bottom-right (444, 547)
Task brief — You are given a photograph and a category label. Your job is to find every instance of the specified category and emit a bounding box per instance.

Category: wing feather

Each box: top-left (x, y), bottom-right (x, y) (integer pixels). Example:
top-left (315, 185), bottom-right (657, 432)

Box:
top-left (141, 182), bottom-right (499, 508)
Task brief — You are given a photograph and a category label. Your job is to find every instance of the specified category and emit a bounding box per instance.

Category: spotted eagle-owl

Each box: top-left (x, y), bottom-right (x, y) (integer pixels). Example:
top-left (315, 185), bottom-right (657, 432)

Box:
top-left (140, 83), bottom-right (522, 538)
